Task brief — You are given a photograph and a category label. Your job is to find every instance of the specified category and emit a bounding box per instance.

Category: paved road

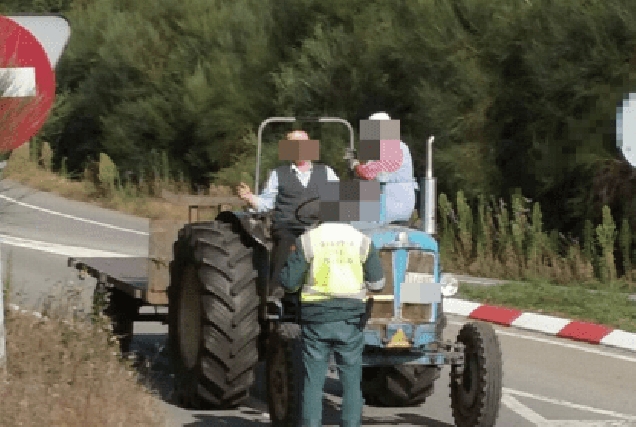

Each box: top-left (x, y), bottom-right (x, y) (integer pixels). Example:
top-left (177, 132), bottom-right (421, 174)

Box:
top-left (2, 180), bottom-right (636, 426)
top-left (0, 180), bottom-right (148, 307)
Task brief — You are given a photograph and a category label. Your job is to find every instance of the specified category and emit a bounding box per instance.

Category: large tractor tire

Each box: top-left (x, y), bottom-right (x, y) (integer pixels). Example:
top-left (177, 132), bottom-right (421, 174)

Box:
top-left (168, 221), bottom-right (260, 409)
top-left (450, 321), bottom-right (503, 427)
top-left (93, 284), bottom-right (139, 355)
top-left (361, 365), bottom-right (441, 407)
top-left (266, 323), bottom-right (303, 427)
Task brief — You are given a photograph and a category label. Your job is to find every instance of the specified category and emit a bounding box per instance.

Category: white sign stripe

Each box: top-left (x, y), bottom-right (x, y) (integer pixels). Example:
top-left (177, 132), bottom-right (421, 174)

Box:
top-left (0, 67), bottom-right (36, 97)
top-left (600, 330), bottom-right (636, 352)
top-left (511, 312), bottom-right (572, 335)
top-left (0, 234), bottom-right (138, 258)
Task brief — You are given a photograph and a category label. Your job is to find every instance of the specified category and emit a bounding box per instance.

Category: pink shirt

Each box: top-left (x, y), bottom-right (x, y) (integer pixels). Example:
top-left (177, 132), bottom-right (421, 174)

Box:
top-left (355, 140), bottom-right (403, 179)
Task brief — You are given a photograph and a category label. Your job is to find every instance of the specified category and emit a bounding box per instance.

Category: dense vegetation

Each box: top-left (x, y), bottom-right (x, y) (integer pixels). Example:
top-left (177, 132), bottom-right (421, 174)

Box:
top-left (3, 0), bottom-right (636, 283)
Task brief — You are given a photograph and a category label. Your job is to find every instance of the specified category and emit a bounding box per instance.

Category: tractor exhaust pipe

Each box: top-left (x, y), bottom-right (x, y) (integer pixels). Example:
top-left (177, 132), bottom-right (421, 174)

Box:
top-left (420, 136), bottom-right (436, 235)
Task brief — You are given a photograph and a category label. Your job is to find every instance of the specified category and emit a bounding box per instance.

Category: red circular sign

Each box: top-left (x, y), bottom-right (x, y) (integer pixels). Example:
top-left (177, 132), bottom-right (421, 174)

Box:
top-left (0, 15), bottom-right (55, 152)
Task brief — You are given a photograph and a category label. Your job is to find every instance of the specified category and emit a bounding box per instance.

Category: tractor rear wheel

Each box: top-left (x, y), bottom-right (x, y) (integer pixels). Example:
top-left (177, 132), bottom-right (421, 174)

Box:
top-left (168, 221), bottom-right (260, 409)
top-left (450, 321), bottom-right (503, 427)
top-left (361, 365), bottom-right (441, 407)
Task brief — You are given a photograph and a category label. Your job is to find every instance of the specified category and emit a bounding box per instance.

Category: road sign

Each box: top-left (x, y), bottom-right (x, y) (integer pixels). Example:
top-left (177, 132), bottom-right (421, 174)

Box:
top-left (617, 93), bottom-right (636, 167)
top-left (0, 15), bottom-right (68, 152)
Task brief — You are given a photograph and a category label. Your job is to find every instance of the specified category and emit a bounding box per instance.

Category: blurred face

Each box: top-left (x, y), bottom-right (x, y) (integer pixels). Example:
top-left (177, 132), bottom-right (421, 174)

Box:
top-left (278, 130), bottom-right (319, 166)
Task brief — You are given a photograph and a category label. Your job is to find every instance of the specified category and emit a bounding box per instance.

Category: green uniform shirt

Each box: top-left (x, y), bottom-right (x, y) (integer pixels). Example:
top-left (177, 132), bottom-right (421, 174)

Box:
top-left (280, 236), bottom-right (385, 323)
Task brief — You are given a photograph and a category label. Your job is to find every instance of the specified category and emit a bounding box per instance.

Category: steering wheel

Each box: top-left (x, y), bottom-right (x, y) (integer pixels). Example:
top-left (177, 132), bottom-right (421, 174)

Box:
top-left (294, 197), bottom-right (321, 226)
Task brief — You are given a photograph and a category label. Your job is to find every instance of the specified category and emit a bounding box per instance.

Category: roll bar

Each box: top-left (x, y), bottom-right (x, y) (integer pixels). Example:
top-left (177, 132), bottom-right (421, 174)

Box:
top-left (255, 117), bottom-right (355, 192)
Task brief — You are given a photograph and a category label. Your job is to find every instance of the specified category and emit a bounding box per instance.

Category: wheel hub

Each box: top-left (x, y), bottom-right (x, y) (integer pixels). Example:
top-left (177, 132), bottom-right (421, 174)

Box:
top-left (459, 351), bottom-right (479, 407)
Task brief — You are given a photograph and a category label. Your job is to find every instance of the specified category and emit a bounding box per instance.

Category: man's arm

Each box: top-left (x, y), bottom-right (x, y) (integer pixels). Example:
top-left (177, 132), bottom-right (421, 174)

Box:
top-left (355, 141), bottom-right (404, 180)
top-left (279, 237), bottom-right (310, 293)
top-left (254, 170), bottom-right (278, 211)
top-left (363, 241), bottom-right (385, 292)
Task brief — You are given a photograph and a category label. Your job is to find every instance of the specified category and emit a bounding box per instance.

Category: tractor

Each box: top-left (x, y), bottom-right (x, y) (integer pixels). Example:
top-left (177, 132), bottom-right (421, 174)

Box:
top-left (69, 116), bottom-right (503, 425)
top-left (165, 116), bottom-right (503, 426)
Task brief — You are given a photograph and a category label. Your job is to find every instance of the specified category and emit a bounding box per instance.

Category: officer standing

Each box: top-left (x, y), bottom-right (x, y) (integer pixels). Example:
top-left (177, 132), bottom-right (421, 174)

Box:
top-left (279, 182), bottom-right (385, 427)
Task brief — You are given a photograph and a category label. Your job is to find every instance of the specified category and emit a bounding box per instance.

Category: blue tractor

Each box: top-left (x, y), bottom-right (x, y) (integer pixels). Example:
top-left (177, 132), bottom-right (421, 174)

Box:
top-left (167, 117), bottom-right (503, 427)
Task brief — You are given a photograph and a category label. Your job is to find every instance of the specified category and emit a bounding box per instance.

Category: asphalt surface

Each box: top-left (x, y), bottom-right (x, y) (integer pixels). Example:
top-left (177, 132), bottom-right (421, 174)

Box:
top-left (1, 179), bottom-right (636, 426)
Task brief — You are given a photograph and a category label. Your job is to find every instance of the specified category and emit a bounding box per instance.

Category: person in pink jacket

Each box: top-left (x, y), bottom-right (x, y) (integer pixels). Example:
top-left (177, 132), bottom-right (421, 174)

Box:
top-left (351, 112), bottom-right (418, 223)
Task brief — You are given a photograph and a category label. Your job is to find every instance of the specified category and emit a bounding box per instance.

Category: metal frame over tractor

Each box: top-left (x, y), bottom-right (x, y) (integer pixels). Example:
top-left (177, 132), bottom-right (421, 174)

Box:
top-left (68, 117), bottom-right (503, 427)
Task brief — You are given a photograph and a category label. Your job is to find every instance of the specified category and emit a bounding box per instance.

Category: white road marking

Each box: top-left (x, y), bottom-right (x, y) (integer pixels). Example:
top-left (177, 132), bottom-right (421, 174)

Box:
top-left (0, 67), bottom-right (36, 97)
top-left (547, 422), bottom-right (633, 426)
top-left (0, 194), bottom-right (149, 236)
top-left (0, 234), bottom-right (137, 258)
top-left (502, 394), bottom-right (547, 424)
top-left (504, 388), bottom-right (636, 422)
top-left (448, 320), bottom-right (636, 364)
top-left (511, 312), bottom-right (572, 335)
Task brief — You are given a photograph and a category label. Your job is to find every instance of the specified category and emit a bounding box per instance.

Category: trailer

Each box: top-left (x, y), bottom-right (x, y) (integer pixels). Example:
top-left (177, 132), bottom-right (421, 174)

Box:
top-left (68, 193), bottom-right (250, 354)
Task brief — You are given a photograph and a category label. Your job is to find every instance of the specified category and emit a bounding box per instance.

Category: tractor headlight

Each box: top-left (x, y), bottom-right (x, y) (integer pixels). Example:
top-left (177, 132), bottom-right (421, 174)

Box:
top-left (440, 273), bottom-right (459, 297)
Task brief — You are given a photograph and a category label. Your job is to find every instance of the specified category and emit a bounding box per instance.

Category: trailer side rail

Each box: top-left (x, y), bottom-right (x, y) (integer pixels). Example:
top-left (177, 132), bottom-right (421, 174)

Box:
top-left (68, 257), bottom-right (149, 301)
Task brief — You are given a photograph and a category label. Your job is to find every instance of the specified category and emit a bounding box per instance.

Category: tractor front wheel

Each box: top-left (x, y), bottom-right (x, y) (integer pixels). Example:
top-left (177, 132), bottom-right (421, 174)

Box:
top-left (450, 321), bottom-right (503, 427)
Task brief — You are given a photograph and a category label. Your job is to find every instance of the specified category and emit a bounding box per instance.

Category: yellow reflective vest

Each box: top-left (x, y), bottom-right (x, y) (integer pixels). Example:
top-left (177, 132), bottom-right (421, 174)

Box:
top-left (298, 223), bottom-right (372, 302)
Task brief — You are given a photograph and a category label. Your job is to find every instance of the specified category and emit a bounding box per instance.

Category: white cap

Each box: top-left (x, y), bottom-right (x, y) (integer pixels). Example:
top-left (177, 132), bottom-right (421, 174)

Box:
top-left (369, 112), bottom-right (391, 120)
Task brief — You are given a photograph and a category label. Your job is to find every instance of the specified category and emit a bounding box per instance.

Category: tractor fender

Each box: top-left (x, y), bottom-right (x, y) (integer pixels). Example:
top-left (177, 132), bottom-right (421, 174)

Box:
top-left (215, 210), bottom-right (269, 248)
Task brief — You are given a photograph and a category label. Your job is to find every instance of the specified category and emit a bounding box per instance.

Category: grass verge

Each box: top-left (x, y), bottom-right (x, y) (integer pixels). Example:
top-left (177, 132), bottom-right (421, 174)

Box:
top-left (0, 273), bottom-right (165, 427)
top-left (457, 281), bottom-right (636, 333)
top-left (2, 142), bottom-right (224, 221)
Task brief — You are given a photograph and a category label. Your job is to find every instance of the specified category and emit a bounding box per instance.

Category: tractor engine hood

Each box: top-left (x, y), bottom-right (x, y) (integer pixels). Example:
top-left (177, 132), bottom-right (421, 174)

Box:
top-left (349, 222), bottom-right (439, 253)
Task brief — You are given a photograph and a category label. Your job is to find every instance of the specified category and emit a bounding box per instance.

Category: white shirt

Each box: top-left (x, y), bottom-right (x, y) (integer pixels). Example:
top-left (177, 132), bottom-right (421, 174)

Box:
top-left (254, 162), bottom-right (339, 212)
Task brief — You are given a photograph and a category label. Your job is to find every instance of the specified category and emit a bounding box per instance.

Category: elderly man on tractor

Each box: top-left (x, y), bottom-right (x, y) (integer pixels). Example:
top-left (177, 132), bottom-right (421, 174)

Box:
top-left (236, 129), bottom-right (340, 297)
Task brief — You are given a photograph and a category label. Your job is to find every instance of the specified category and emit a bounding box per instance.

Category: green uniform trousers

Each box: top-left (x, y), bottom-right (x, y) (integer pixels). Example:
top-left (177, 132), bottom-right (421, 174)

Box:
top-left (301, 318), bottom-right (365, 427)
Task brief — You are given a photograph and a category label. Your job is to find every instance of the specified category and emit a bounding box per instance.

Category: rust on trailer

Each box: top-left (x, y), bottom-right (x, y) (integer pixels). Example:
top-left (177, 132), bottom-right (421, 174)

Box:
top-left (67, 257), bottom-right (149, 300)
top-left (147, 219), bottom-right (187, 305)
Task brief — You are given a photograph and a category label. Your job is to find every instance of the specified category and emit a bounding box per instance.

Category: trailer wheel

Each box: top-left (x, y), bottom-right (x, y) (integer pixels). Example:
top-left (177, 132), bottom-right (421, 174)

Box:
top-left (266, 323), bottom-right (302, 427)
top-left (450, 322), bottom-right (503, 427)
top-left (361, 365), bottom-right (440, 407)
top-left (169, 221), bottom-right (260, 409)
top-left (93, 284), bottom-right (139, 355)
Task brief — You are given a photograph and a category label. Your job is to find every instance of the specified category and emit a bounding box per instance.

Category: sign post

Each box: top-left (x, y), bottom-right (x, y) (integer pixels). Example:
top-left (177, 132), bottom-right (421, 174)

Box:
top-left (0, 14), bottom-right (70, 371)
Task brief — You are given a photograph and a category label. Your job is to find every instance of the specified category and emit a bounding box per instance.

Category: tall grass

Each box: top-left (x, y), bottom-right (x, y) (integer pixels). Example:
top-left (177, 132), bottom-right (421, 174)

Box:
top-left (0, 269), bottom-right (165, 427)
top-left (437, 192), bottom-right (635, 291)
